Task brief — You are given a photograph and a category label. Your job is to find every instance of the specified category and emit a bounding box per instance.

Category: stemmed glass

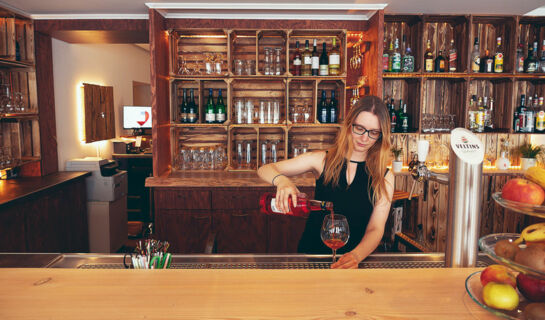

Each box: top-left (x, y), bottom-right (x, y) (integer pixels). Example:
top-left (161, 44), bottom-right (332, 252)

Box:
top-left (321, 214), bottom-right (350, 263)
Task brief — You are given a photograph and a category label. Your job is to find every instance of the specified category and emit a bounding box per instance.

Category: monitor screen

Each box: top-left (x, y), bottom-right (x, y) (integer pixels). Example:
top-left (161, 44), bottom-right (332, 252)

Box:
top-left (123, 106), bottom-right (152, 129)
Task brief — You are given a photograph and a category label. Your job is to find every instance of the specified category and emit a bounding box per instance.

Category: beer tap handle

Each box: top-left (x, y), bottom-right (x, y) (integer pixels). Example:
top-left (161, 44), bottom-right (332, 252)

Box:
top-left (417, 140), bottom-right (429, 163)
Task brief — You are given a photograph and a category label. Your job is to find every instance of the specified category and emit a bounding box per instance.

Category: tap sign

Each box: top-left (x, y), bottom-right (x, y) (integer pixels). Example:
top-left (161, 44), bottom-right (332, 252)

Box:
top-left (450, 128), bottom-right (484, 165)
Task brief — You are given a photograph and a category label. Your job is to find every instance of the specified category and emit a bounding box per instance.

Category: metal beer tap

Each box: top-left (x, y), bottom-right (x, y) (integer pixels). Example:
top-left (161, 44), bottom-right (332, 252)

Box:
top-left (408, 140), bottom-right (448, 201)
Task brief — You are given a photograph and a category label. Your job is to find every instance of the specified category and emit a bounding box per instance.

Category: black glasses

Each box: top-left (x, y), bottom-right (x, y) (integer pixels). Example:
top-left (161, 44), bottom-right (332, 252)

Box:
top-left (352, 124), bottom-right (382, 140)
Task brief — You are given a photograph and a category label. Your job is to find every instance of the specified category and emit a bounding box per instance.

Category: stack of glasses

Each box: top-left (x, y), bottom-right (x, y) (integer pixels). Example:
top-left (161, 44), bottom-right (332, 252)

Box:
top-left (263, 47), bottom-right (283, 75)
top-left (260, 140), bottom-right (280, 166)
top-left (234, 60), bottom-right (256, 75)
top-left (234, 98), bottom-right (281, 124)
top-left (175, 145), bottom-right (226, 170)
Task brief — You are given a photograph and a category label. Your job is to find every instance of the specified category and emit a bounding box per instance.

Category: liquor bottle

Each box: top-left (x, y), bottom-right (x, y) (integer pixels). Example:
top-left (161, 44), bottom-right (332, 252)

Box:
top-left (293, 41), bottom-right (302, 76)
top-left (329, 90), bottom-right (338, 123)
top-left (328, 37), bottom-right (341, 76)
top-left (434, 50), bottom-right (446, 72)
top-left (318, 90), bottom-right (329, 123)
top-left (476, 96), bottom-right (485, 133)
top-left (486, 98), bottom-right (494, 131)
top-left (387, 41), bottom-right (394, 72)
top-left (535, 96), bottom-right (545, 133)
top-left (396, 99), bottom-right (404, 131)
top-left (311, 39), bottom-right (319, 76)
top-left (425, 40), bottom-right (434, 72)
top-left (471, 37), bottom-right (480, 73)
top-left (205, 88), bottom-right (216, 123)
top-left (319, 42), bottom-right (329, 76)
top-left (516, 95), bottom-right (527, 133)
top-left (389, 99), bottom-right (397, 133)
top-left (180, 88), bottom-right (188, 123)
top-left (259, 192), bottom-right (333, 217)
top-left (494, 37), bottom-right (504, 73)
top-left (517, 43), bottom-right (525, 73)
top-left (391, 38), bottom-right (402, 72)
top-left (525, 42), bottom-right (538, 73)
top-left (215, 89), bottom-right (226, 124)
top-left (448, 39), bottom-right (457, 72)
top-left (468, 95), bottom-right (477, 132)
top-left (400, 103), bottom-right (409, 133)
top-left (540, 40), bottom-right (545, 73)
top-left (382, 36), bottom-right (389, 72)
top-left (187, 88), bottom-right (198, 123)
top-left (302, 40), bottom-right (312, 76)
top-left (526, 96), bottom-right (535, 133)
top-left (402, 46), bottom-right (415, 72)
top-left (481, 50), bottom-right (494, 73)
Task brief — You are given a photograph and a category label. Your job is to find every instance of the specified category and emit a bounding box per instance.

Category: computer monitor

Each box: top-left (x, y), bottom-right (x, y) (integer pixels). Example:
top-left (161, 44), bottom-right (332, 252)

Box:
top-left (123, 106), bottom-right (152, 129)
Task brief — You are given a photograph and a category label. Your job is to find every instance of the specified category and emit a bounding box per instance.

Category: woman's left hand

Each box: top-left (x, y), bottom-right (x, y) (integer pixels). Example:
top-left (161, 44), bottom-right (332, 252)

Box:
top-left (331, 252), bottom-right (360, 269)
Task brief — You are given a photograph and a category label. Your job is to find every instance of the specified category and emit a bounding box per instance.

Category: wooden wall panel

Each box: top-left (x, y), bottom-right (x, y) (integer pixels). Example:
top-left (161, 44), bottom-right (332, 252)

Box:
top-left (34, 31), bottom-right (58, 176)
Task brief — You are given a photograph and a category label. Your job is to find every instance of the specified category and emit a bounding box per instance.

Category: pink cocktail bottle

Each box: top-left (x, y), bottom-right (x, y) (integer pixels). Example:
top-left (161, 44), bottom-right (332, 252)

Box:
top-left (259, 192), bottom-right (333, 217)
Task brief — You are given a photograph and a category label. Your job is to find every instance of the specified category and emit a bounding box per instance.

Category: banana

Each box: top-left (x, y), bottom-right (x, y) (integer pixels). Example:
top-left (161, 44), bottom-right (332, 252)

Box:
top-left (514, 222), bottom-right (545, 245)
top-left (525, 166), bottom-right (545, 190)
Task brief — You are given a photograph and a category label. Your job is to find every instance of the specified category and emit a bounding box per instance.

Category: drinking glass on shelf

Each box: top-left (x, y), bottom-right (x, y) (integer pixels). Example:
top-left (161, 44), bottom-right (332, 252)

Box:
top-left (274, 48), bottom-right (283, 75)
top-left (259, 100), bottom-right (266, 124)
top-left (234, 59), bottom-right (244, 75)
top-left (263, 47), bottom-right (272, 75)
top-left (292, 144), bottom-right (300, 158)
top-left (207, 147), bottom-right (216, 169)
top-left (214, 53), bottom-right (224, 75)
top-left (273, 99), bottom-right (280, 124)
top-left (290, 106), bottom-right (298, 124)
top-left (199, 147), bottom-right (208, 169)
top-left (204, 52), bottom-right (215, 74)
top-left (321, 214), bottom-right (350, 263)
top-left (244, 140), bottom-right (252, 168)
top-left (302, 104), bottom-right (311, 123)
top-left (270, 140), bottom-right (279, 163)
top-left (190, 147), bottom-right (200, 170)
top-left (260, 140), bottom-right (269, 166)
top-left (235, 98), bottom-right (245, 124)
top-left (448, 114), bottom-right (456, 131)
top-left (177, 56), bottom-right (189, 75)
top-left (245, 100), bottom-right (254, 124)
top-left (245, 60), bottom-right (255, 75)
top-left (300, 143), bottom-right (308, 154)
top-left (236, 141), bottom-right (244, 168)
top-left (214, 145), bottom-right (225, 169)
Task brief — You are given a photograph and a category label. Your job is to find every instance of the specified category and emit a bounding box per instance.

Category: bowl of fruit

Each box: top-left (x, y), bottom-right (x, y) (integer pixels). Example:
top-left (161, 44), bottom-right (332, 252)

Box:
top-left (493, 167), bottom-right (545, 218)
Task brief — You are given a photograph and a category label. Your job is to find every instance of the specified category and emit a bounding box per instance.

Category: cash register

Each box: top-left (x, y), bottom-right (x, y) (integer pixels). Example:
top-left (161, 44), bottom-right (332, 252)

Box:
top-left (65, 157), bottom-right (128, 253)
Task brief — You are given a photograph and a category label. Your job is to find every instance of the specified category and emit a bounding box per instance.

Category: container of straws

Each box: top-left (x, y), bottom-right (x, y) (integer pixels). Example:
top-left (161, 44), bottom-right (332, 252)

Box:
top-left (123, 239), bottom-right (172, 269)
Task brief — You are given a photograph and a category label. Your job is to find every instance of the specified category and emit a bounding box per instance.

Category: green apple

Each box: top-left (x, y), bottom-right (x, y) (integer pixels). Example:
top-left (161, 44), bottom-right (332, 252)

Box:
top-left (483, 282), bottom-right (520, 311)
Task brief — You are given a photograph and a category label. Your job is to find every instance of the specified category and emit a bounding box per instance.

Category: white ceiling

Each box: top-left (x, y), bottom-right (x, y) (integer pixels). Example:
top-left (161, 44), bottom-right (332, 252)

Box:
top-left (1, 0), bottom-right (544, 19)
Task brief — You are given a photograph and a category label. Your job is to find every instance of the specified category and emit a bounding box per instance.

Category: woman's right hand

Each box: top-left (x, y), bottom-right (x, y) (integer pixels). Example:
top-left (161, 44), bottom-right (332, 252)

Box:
top-left (274, 175), bottom-right (301, 213)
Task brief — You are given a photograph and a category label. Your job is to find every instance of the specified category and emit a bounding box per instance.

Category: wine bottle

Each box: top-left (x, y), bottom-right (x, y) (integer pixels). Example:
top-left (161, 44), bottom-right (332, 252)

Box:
top-left (302, 40), bottom-right (312, 76)
top-left (517, 43), bottom-right (525, 73)
top-left (187, 88), bottom-right (198, 123)
top-left (400, 103), bottom-right (409, 133)
top-left (329, 90), bottom-right (338, 124)
top-left (180, 88), bottom-right (188, 123)
top-left (389, 99), bottom-right (397, 133)
top-left (424, 40), bottom-right (433, 72)
top-left (293, 41), bottom-right (301, 76)
top-left (311, 39), bottom-right (319, 76)
top-left (328, 37), bottom-right (341, 76)
top-left (205, 88), bottom-right (216, 123)
top-left (318, 90), bottom-right (329, 123)
top-left (259, 192), bottom-right (333, 217)
top-left (319, 42), bottom-right (329, 76)
top-left (215, 89), bottom-right (226, 124)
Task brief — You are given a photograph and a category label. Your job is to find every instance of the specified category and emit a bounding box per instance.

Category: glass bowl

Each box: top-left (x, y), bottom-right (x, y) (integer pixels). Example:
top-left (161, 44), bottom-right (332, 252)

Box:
top-left (465, 270), bottom-right (527, 319)
top-left (492, 192), bottom-right (545, 219)
top-left (479, 233), bottom-right (545, 279)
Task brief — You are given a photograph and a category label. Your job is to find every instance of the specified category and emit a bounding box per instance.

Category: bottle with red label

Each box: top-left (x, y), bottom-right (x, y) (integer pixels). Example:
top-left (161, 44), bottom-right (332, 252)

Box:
top-left (259, 192), bottom-right (333, 217)
top-left (448, 39), bottom-right (457, 72)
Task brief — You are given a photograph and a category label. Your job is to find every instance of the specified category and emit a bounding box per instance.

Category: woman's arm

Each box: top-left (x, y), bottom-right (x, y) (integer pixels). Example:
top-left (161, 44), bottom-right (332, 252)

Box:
top-left (331, 170), bottom-right (395, 269)
top-left (257, 151), bottom-right (325, 213)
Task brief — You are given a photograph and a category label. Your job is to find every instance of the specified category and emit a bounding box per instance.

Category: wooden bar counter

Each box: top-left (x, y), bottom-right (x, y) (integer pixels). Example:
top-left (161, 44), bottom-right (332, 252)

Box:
top-left (0, 267), bottom-right (496, 319)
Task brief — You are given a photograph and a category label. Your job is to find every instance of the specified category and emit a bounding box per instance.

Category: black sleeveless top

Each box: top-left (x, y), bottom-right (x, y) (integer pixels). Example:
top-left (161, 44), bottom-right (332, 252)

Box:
top-left (297, 160), bottom-right (375, 254)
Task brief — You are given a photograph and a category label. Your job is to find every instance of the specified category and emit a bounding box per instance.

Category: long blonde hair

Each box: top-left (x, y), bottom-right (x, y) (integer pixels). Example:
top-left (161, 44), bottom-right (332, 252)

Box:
top-left (322, 95), bottom-right (392, 204)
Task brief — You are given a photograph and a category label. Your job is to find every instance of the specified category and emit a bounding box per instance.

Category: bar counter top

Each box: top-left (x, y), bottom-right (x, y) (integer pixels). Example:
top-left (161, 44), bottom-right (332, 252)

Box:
top-left (0, 266), bottom-right (495, 319)
top-left (0, 171), bottom-right (91, 207)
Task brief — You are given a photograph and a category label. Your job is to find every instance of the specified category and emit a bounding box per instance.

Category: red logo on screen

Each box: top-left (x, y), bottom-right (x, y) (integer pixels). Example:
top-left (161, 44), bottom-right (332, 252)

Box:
top-left (137, 111), bottom-right (150, 126)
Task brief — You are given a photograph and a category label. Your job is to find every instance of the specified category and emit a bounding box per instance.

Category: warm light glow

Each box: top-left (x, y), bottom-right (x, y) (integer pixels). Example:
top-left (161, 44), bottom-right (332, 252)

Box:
top-left (76, 83), bottom-right (85, 143)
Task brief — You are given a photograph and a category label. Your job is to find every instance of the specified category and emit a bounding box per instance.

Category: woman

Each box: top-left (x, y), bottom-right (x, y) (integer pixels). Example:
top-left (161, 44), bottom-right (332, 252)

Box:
top-left (257, 95), bottom-right (394, 269)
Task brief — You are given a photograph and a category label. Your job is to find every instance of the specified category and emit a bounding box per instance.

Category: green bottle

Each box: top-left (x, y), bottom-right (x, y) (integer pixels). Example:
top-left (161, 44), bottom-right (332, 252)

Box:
top-left (180, 88), bottom-right (188, 123)
top-left (187, 89), bottom-right (198, 123)
top-left (215, 89), bottom-right (226, 124)
top-left (329, 90), bottom-right (337, 123)
top-left (205, 88), bottom-right (216, 123)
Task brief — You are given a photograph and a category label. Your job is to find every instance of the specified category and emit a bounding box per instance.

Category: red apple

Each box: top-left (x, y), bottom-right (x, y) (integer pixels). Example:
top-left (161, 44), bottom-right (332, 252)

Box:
top-left (517, 273), bottom-right (545, 302)
top-left (481, 265), bottom-right (517, 288)
top-left (502, 178), bottom-right (545, 205)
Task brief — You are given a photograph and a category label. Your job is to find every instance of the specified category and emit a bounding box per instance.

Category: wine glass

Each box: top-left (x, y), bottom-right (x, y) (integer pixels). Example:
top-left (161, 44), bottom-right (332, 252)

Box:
top-left (321, 214), bottom-right (350, 263)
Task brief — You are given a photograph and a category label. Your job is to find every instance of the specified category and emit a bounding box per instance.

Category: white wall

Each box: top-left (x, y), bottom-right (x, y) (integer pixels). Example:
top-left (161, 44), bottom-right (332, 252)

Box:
top-left (52, 40), bottom-right (150, 170)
